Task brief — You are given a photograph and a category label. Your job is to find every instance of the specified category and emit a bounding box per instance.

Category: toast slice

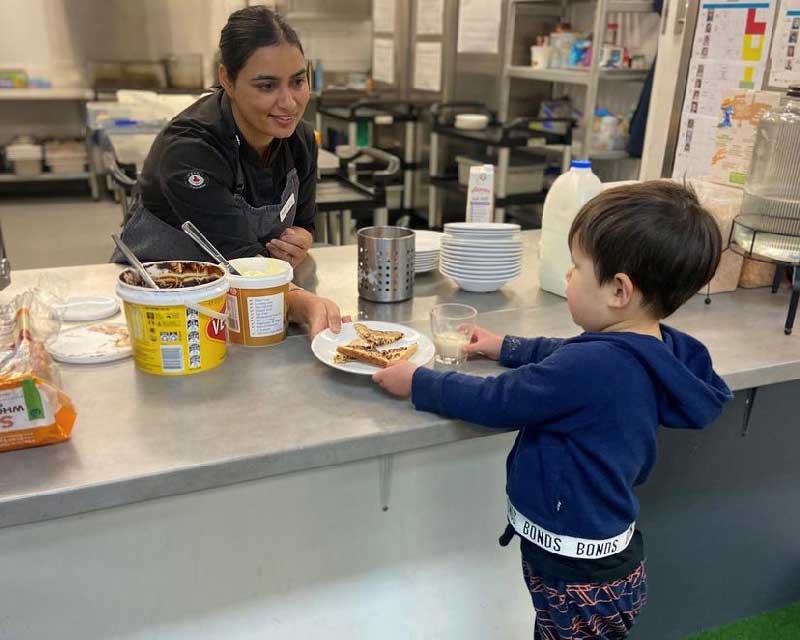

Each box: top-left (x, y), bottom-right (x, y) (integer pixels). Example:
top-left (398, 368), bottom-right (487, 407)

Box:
top-left (354, 322), bottom-right (404, 347)
top-left (335, 343), bottom-right (418, 368)
top-left (333, 338), bottom-right (373, 364)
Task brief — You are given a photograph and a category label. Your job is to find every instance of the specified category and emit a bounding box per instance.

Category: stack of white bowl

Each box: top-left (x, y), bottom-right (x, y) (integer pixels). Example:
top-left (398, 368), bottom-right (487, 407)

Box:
top-left (414, 230), bottom-right (443, 274)
top-left (439, 222), bottom-right (523, 292)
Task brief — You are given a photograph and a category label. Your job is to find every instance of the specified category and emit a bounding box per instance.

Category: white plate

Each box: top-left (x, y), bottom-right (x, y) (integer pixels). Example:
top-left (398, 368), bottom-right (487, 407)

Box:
top-left (440, 252), bottom-right (522, 261)
top-left (439, 249), bottom-right (522, 260)
top-left (445, 222), bottom-right (521, 233)
top-left (311, 321), bottom-right (435, 376)
top-left (440, 267), bottom-right (522, 280)
top-left (57, 296), bottom-right (120, 322)
top-left (414, 230), bottom-right (443, 252)
top-left (440, 260), bottom-right (521, 273)
top-left (46, 322), bottom-right (132, 364)
top-left (442, 236), bottom-right (522, 246)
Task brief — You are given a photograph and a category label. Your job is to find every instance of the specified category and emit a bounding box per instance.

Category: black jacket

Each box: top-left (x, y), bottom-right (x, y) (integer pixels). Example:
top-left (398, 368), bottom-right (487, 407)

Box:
top-left (138, 89), bottom-right (317, 259)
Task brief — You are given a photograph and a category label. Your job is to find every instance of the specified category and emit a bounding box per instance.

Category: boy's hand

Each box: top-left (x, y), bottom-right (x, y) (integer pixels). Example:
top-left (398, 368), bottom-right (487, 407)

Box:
top-left (373, 361), bottom-right (419, 398)
top-left (463, 326), bottom-right (504, 361)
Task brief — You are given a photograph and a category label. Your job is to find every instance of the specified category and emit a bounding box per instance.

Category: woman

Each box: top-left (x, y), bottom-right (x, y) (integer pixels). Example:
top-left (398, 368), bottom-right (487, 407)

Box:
top-left (116, 6), bottom-right (344, 337)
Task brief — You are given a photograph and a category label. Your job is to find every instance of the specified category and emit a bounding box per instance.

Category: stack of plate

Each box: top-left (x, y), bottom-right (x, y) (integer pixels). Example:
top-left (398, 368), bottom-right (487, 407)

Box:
top-left (439, 222), bottom-right (523, 292)
top-left (414, 230), bottom-right (443, 274)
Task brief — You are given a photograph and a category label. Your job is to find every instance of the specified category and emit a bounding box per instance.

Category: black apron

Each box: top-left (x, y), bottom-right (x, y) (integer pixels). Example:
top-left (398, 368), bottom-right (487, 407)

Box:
top-left (111, 137), bottom-right (300, 264)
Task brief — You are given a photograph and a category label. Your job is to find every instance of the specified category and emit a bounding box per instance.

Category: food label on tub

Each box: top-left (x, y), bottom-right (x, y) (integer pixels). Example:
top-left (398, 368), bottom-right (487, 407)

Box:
top-left (0, 382), bottom-right (54, 432)
top-left (247, 292), bottom-right (284, 337)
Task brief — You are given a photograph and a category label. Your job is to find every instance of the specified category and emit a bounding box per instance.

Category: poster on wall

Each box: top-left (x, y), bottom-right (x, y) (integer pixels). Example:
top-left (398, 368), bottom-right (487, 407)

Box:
top-left (768, 0), bottom-right (800, 87)
top-left (672, 0), bottom-right (777, 179)
top-left (457, 0), bottom-right (502, 54)
top-left (709, 89), bottom-right (783, 186)
top-left (372, 38), bottom-right (395, 85)
top-left (373, 0), bottom-right (396, 33)
top-left (417, 0), bottom-right (445, 36)
top-left (413, 42), bottom-right (443, 92)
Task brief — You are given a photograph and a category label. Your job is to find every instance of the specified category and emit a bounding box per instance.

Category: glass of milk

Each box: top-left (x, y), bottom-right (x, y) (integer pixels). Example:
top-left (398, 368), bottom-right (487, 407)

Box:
top-left (431, 303), bottom-right (478, 365)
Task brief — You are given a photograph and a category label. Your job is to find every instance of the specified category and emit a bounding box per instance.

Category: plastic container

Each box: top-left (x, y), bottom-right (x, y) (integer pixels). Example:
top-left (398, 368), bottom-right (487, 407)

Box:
top-left (226, 257), bottom-right (293, 347)
top-left (116, 262), bottom-right (229, 376)
top-left (457, 155), bottom-right (545, 194)
top-left (539, 160), bottom-right (602, 297)
top-left (6, 143), bottom-right (42, 177)
top-left (455, 114), bottom-right (490, 130)
top-left (549, 31), bottom-right (577, 69)
top-left (733, 85), bottom-right (800, 263)
top-left (44, 140), bottom-right (87, 174)
top-left (530, 45), bottom-right (551, 69)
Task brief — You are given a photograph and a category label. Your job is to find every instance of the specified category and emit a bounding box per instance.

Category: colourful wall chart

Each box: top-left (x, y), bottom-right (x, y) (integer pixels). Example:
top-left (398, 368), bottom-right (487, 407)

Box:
top-left (673, 0), bottom-right (777, 179)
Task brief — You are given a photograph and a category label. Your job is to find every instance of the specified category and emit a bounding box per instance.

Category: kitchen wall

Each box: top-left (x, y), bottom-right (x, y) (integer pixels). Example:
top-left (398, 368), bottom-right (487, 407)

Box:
top-left (0, 0), bottom-right (248, 89)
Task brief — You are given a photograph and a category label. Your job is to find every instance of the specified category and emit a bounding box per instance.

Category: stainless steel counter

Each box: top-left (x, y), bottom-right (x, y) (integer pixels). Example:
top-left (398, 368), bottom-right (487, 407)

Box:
top-left (1, 230), bottom-right (799, 530)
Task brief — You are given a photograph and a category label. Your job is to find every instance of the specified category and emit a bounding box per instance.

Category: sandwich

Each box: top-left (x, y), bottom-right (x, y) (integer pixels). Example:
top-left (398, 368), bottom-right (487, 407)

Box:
top-left (353, 323), bottom-right (404, 347)
top-left (335, 343), bottom-right (418, 368)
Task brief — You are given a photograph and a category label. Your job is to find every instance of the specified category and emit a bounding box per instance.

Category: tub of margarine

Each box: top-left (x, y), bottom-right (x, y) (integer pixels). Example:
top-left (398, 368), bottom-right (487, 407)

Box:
top-left (226, 257), bottom-right (293, 347)
top-left (116, 261), bottom-right (229, 376)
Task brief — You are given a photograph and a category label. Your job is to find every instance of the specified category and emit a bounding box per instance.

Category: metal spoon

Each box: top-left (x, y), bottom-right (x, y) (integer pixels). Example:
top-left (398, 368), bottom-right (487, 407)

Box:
top-left (181, 221), bottom-right (242, 276)
top-left (112, 234), bottom-right (159, 289)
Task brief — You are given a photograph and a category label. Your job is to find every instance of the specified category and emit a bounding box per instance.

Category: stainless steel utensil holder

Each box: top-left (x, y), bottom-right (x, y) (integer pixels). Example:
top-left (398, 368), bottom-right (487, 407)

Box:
top-left (357, 226), bottom-right (415, 303)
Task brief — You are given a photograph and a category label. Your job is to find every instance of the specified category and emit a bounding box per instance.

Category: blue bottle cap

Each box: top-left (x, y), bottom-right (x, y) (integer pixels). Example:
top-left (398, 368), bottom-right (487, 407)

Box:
top-left (571, 160), bottom-right (592, 169)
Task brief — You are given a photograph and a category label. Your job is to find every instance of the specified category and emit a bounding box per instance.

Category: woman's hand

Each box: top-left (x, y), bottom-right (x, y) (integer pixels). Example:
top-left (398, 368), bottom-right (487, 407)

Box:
top-left (268, 226), bottom-right (313, 268)
top-left (373, 361), bottom-right (419, 398)
top-left (463, 326), bottom-right (504, 361)
top-left (288, 288), bottom-right (350, 339)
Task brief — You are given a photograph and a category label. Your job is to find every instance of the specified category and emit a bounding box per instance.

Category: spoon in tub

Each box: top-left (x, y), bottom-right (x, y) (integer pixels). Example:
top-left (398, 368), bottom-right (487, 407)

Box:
top-left (181, 221), bottom-right (243, 276)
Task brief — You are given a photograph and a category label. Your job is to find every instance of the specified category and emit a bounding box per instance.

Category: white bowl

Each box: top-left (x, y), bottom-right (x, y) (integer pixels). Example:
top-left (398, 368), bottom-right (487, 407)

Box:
top-left (444, 274), bottom-right (519, 292)
top-left (455, 114), bottom-right (490, 130)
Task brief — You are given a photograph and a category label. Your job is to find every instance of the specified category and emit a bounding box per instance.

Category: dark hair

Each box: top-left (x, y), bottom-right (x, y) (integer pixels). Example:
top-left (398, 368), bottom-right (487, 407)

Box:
top-left (567, 180), bottom-right (722, 319)
top-left (219, 6), bottom-right (304, 82)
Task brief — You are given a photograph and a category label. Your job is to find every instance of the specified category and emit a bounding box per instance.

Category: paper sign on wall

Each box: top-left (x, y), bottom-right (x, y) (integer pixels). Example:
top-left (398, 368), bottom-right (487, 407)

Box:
top-left (672, 0), bottom-right (777, 179)
top-left (457, 0), bottom-right (501, 54)
top-left (372, 38), bottom-right (395, 85)
top-left (414, 42), bottom-right (443, 92)
top-left (710, 89), bottom-right (782, 186)
top-left (768, 0), bottom-right (800, 87)
top-left (417, 0), bottom-right (445, 36)
top-left (373, 0), bottom-right (396, 33)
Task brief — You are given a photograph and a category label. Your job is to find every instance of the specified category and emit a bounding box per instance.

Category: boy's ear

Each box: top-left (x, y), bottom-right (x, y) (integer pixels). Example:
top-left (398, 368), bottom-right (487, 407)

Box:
top-left (608, 272), bottom-right (635, 309)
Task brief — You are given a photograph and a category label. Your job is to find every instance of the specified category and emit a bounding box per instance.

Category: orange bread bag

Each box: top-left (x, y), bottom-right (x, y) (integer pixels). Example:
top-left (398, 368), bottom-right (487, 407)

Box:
top-left (0, 291), bottom-right (76, 452)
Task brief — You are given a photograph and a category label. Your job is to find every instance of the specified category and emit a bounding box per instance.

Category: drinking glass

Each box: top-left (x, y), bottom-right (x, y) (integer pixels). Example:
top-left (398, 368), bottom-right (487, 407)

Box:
top-left (430, 303), bottom-right (478, 365)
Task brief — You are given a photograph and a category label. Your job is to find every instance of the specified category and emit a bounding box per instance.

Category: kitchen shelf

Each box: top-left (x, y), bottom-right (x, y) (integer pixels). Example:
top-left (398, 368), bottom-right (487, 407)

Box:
top-left (588, 150), bottom-right (630, 160)
top-left (501, 0), bottom-right (652, 166)
top-left (607, 0), bottom-right (656, 11)
top-left (0, 88), bottom-right (94, 101)
top-left (429, 175), bottom-right (547, 207)
top-left (512, 0), bottom-right (656, 12)
top-left (505, 66), bottom-right (649, 84)
top-left (0, 172), bottom-right (89, 183)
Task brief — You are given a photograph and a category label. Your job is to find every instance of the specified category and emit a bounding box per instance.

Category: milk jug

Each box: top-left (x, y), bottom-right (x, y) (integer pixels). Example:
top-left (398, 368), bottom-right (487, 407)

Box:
top-left (539, 160), bottom-right (602, 297)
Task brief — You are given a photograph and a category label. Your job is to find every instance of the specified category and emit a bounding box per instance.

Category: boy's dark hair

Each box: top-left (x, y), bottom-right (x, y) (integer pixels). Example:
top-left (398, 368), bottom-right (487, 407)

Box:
top-left (568, 181), bottom-right (722, 319)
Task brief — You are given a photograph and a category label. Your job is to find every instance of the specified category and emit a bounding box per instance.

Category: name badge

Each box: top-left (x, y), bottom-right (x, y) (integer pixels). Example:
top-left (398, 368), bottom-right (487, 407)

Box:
top-left (280, 193), bottom-right (296, 222)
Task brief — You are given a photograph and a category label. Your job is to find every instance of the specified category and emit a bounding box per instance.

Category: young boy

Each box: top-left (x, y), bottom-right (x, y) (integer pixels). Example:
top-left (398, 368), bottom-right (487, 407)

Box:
top-left (373, 181), bottom-right (733, 639)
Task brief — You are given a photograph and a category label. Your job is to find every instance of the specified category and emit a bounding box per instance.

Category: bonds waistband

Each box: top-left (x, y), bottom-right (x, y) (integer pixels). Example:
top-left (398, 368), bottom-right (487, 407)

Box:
top-left (507, 497), bottom-right (635, 559)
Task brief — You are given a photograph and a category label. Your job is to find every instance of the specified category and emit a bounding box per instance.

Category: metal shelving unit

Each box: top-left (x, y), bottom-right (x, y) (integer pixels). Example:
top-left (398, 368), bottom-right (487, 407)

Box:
top-left (499, 0), bottom-right (656, 159)
top-left (427, 103), bottom-right (574, 227)
top-left (0, 172), bottom-right (89, 183)
top-left (0, 88), bottom-right (94, 101)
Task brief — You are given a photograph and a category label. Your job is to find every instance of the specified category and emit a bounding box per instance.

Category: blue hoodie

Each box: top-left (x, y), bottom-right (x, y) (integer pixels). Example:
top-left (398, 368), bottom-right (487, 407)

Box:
top-left (412, 325), bottom-right (732, 540)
